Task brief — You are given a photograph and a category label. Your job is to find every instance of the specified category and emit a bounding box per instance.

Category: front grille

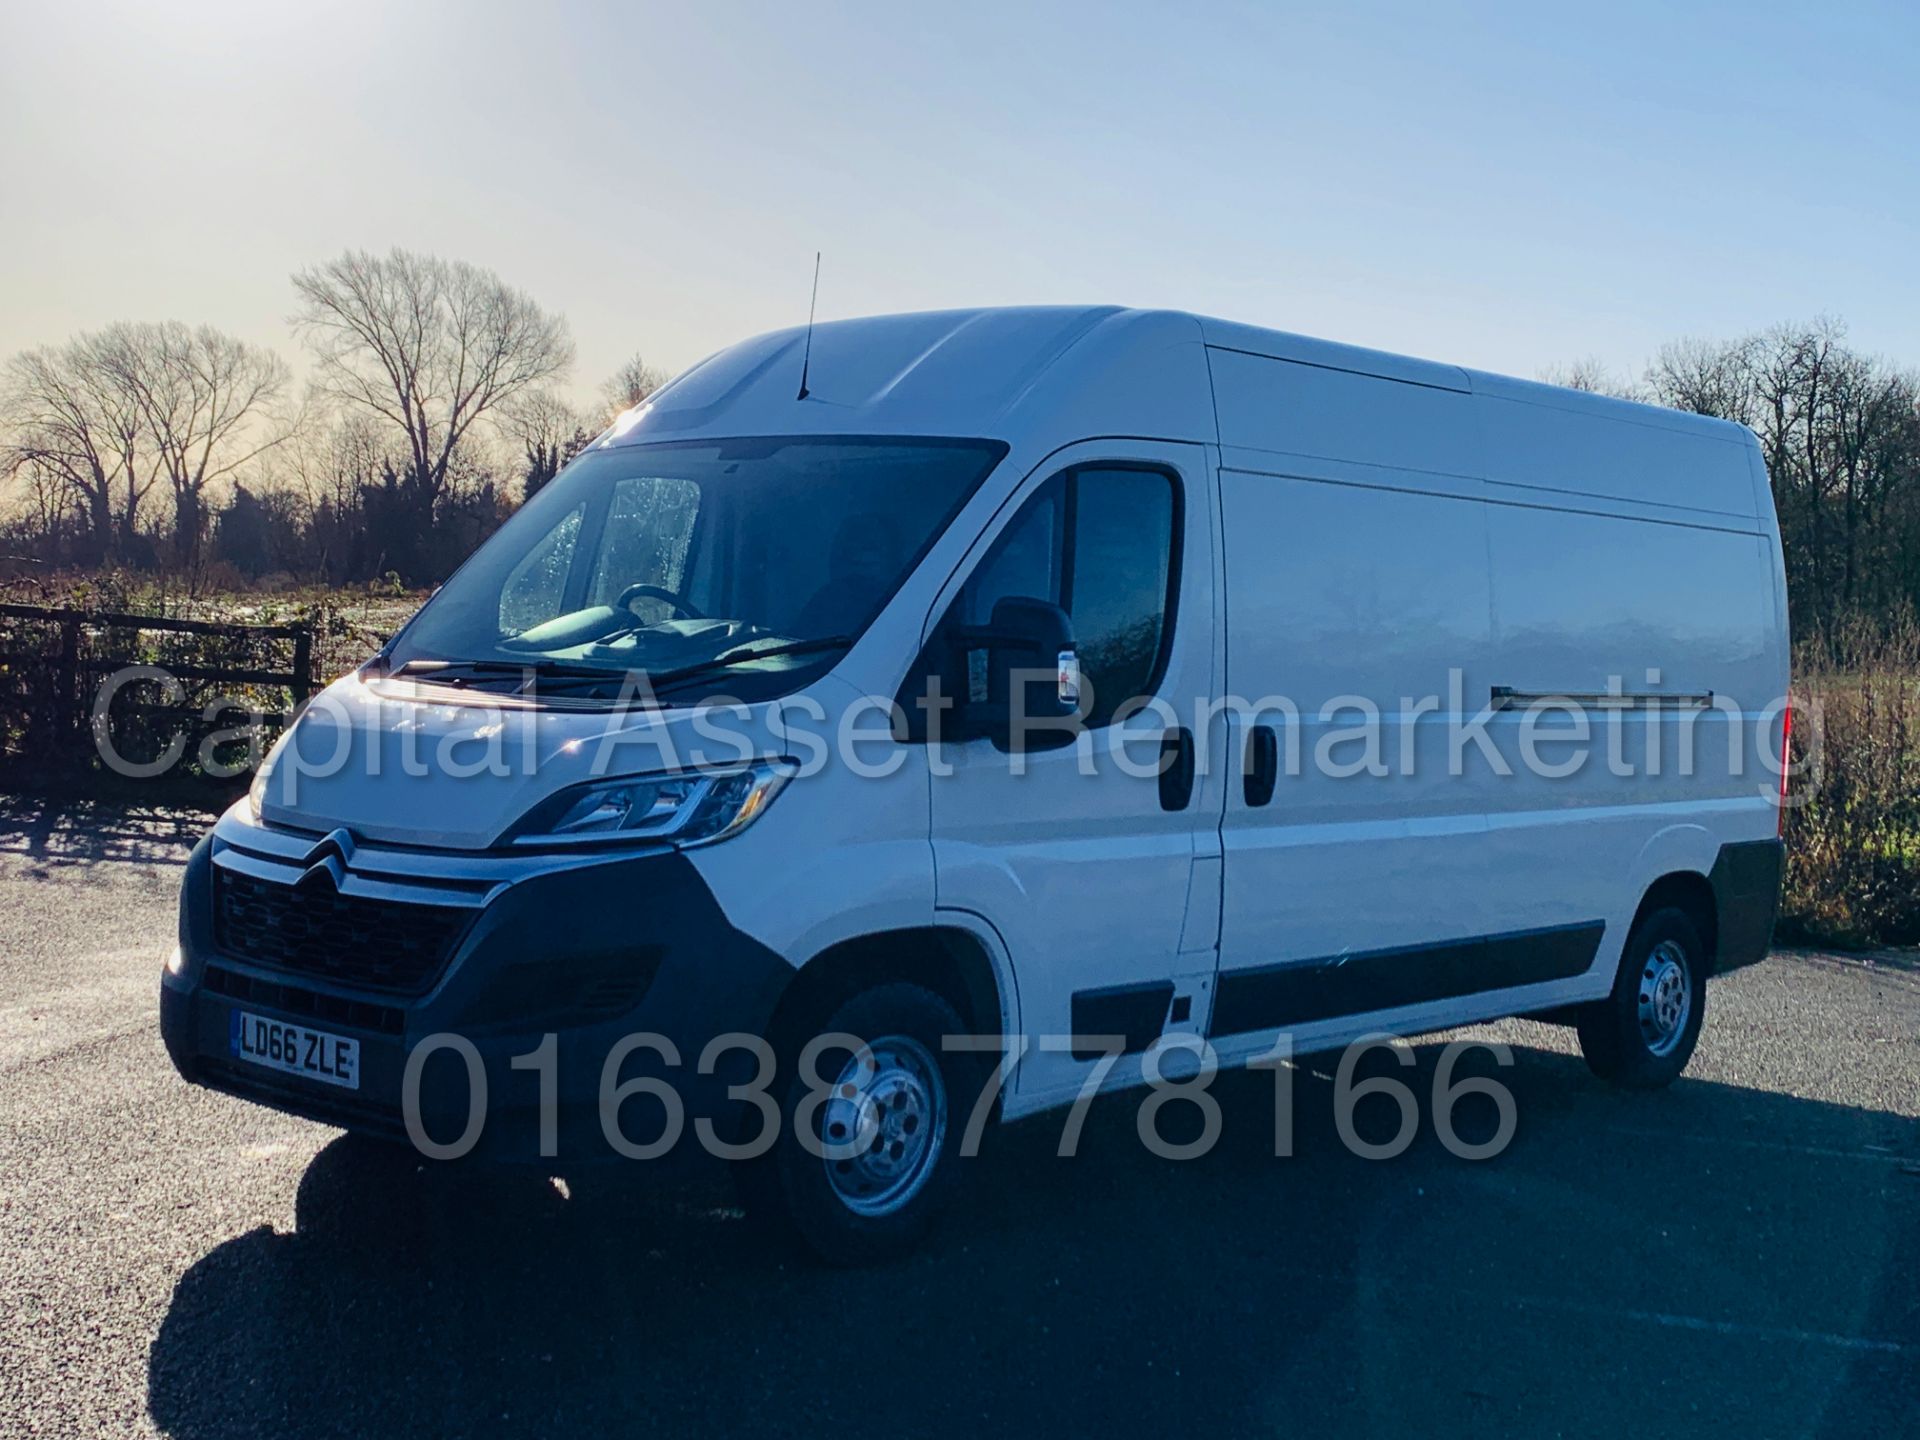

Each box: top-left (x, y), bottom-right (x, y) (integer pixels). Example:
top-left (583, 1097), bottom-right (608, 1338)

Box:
top-left (213, 866), bottom-right (473, 996)
top-left (203, 964), bottom-right (406, 1034)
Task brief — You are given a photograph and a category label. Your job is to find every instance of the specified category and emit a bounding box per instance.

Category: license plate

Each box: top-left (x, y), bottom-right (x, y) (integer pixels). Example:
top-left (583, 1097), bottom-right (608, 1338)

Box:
top-left (229, 1010), bottom-right (360, 1090)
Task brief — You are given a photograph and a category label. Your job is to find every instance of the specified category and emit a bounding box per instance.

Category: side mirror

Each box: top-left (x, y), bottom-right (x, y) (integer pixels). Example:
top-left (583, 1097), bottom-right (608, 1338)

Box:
top-left (970, 596), bottom-right (1080, 751)
top-left (890, 596), bottom-right (1081, 750)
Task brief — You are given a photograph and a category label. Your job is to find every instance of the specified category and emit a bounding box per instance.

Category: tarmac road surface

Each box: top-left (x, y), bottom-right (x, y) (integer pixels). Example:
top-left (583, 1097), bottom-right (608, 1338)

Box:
top-left (1, 800), bottom-right (1915, 1438)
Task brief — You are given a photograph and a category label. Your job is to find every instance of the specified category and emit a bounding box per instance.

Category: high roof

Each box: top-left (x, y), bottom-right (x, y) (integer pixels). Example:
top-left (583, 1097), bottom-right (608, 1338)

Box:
top-left (606, 306), bottom-right (1214, 447)
top-left (603, 305), bottom-right (1749, 450)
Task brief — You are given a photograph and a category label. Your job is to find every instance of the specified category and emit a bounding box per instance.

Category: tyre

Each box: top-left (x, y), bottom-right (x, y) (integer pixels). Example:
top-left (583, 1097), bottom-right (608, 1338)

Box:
top-left (1575, 905), bottom-right (1708, 1089)
top-left (735, 982), bottom-right (980, 1266)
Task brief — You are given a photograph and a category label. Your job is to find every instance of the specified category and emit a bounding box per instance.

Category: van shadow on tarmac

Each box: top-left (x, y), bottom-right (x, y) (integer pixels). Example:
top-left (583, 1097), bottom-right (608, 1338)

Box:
top-left (148, 1041), bottom-right (1919, 1439)
top-left (0, 794), bottom-right (203, 870)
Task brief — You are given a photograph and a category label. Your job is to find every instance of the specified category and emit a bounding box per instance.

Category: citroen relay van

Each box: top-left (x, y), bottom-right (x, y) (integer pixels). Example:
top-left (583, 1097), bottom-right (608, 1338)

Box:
top-left (161, 307), bottom-right (1789, 1263)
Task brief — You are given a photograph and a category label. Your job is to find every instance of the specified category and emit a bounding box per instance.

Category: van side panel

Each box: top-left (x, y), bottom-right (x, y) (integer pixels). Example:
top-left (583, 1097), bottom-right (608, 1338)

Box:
top-left (1471, 381), bottom-right (1784, 990)
top-left (1210, 351), bottom-right (1528, 1046)
top-left (1484, 503), bottom-right (1776, 692)
top-left (1209, 348), bottom-right (1480, 478)
top-left (1216, 468), bottom-right (1499, 981)
top-left (1471, 377), bottom-right (1760, 519)
top-left (1478, 495), bottom-right (1781, 948)
top-left (1220, 470), bottom-right (1494, 714)
top-left (1206, 348), bottom-right (1787, 1050)
top-left (1200, 318), bottom-right (1472, 393)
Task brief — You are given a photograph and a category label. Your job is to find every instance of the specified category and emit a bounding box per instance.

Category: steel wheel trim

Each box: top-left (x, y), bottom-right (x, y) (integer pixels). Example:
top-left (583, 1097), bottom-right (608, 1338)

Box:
top-left (819, 1034), bottom-right (948, 1218)
top-left (1637, 940), bottom-right (1693, 1057)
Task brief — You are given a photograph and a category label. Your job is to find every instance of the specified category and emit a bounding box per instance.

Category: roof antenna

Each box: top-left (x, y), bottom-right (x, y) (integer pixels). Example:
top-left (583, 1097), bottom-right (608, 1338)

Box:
top-left (796, 251), bottom-right (821, 401)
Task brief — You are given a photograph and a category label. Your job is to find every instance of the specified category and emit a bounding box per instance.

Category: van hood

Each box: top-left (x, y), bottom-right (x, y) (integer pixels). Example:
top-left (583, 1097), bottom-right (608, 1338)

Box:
top-left (254, 672), bottom-right (811, 850)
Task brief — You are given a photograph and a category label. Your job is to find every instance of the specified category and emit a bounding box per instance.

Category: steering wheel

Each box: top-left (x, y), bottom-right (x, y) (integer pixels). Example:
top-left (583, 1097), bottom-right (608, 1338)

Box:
top-left (614, 582), bottom-right (704, 621)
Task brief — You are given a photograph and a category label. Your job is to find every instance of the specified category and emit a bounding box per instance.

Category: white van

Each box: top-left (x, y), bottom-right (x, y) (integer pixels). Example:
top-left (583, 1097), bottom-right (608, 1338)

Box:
top-left (161, 307), bottom-right (1789, 1262)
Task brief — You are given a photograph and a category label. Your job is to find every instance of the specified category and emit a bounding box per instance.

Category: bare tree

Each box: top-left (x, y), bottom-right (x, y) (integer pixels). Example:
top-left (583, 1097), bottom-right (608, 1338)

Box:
top-left (103, 322), bottom-right (293, 564)
top-left (1537, 356), bottom-right (1641, 400)
top-left (1, 334), bottom-right (158, 561)
top-left (1644, 336), bottom-right (1759, 425)
top-left (1823, 353), bottom-right (1920, 614)
top-left (498, 388), bottom-right (593, 499)
top-left (290, 248), bottom-right (573, 572)
top-left (5, 443), bottom-right (78, 551)
top-left (600, 353), bottom-right (673, 420)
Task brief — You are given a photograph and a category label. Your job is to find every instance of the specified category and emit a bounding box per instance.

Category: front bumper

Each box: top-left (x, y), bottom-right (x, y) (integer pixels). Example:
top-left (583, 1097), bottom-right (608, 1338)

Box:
top-left (160, 831), bottom-right (795, 1168)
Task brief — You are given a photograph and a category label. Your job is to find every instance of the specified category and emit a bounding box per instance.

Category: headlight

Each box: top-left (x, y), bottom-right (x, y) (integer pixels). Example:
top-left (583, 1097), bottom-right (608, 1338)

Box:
top-left (502, 758), bottom-right (797, 850)
top-left (248, 728), bottom-right (293, 824)
top-left (247, 763), bottom-right (269, 825)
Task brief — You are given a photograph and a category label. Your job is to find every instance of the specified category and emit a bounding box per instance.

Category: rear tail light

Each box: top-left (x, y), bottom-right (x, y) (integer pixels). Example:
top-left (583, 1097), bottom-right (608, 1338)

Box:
top-left (1777, 702), bottom-right (1794, 835)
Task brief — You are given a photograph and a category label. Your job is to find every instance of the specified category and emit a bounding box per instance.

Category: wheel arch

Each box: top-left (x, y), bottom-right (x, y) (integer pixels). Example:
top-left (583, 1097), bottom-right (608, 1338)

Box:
top-left (763, 923), bottom-right (1011, 1067)
top-left (1631, 869), bottom-right (1719, 970)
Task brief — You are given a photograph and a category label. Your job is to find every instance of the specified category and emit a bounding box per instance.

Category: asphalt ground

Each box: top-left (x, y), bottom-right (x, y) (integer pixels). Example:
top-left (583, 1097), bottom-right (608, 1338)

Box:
top-left (1, 797), bottom-right (1916, 1437)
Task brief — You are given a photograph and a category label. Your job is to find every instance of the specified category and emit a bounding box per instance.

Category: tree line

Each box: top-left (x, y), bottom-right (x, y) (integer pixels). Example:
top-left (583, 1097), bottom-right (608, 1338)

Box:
top-left (5, 257), bottom-right (1918, 645)
top-left (0, 248), bottom-right (668, 587)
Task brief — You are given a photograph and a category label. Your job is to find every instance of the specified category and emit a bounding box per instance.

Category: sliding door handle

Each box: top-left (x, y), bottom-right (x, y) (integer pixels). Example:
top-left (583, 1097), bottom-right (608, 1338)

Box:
top-left (1159, 727), bottom-right (1196, 812)
top-left (1244, 723), bottom-right (1278, 807)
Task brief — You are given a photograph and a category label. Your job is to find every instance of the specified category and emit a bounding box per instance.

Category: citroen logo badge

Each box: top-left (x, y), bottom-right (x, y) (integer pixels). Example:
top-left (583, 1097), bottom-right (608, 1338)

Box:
top-left (295, 828), bottom-right (355, 892)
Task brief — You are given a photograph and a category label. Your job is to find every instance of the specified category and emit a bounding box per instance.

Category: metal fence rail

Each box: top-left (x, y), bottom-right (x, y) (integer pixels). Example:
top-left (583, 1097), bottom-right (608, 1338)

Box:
top-left (0, 603), bottom-right (315, 796)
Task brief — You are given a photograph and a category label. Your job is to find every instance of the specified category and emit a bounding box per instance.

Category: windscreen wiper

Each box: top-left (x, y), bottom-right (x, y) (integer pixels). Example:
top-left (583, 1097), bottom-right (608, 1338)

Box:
top-left (646, 635), bottom-right (855, 693)
top-left (387, 658), bottom-right (636, 688)
top-left (524, 636), bottom-right (856, 698)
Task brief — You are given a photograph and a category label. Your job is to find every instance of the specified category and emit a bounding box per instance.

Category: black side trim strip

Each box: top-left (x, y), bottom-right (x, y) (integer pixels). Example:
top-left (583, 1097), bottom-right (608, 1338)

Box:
top-left (1069, 981), bottom-right (1175, 1061)
top-left (1208, 921), bottom-right (1605, 1040)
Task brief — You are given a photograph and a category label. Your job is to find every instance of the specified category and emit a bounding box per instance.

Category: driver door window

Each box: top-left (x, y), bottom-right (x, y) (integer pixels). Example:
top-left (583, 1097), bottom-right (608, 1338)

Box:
top-left (957, 466), bottom-right (1178, 726)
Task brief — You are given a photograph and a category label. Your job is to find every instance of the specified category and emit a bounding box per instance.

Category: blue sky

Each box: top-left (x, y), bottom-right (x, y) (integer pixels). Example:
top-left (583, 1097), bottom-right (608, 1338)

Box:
top-left (3, 0), bottom-right (1914, 401)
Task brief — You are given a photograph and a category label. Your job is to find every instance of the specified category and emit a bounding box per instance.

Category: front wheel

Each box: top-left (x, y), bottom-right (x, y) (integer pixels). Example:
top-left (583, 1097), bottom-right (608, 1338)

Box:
top-left (735, 983), bottom-right (980, 1266)
top-left (1576, 906), bottom-right (1708, 1089)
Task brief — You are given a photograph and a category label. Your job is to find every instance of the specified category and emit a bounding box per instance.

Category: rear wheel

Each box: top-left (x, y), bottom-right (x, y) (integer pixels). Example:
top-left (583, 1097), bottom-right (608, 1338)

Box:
top-left (735, 982), bottom-right (980, 1266)
top-left (1576, 905), bottom-right (1708, 1089)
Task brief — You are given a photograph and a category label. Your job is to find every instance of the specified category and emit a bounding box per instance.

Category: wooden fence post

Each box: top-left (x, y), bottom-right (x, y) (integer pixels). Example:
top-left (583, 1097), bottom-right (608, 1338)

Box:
top-left (291, 626), bottom-right (314, 706)
top-left (57, 614), bottom-right (81, 743)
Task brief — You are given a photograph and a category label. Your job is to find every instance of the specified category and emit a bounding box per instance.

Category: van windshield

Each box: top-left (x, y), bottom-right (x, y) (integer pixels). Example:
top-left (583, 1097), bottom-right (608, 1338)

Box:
top-left (383, 436), bottom-right (1005, 703)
